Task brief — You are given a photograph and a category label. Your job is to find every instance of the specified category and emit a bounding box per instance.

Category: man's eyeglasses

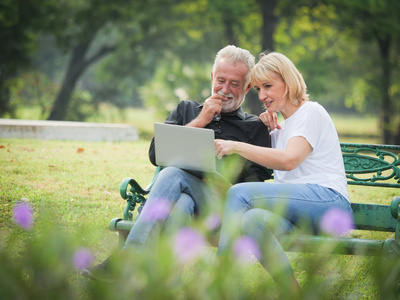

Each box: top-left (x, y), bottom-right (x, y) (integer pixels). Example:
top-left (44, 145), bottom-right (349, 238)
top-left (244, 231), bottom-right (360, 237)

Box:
top-left (210, 114), bottom-right (221, 133)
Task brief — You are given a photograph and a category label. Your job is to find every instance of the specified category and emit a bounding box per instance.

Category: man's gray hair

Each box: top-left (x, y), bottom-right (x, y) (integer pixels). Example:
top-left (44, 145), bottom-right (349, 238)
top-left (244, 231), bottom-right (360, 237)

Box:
top-left (212, 45), bottom-right (255, 87)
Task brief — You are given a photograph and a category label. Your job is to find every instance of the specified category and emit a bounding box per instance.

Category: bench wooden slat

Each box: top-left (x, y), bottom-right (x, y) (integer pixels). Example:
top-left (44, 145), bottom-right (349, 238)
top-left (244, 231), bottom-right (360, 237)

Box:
top-left (351, 203), bottom-right (397, 232)
top-left (280, 235), bottom-right (395, 256)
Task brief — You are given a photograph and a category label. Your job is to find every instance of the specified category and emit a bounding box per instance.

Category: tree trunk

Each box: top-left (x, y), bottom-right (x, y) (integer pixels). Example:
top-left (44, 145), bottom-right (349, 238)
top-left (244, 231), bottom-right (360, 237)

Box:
top-left (48, 32), bottom-right (116, 121)
top-left (377, 36), bottom-right (392, 144)
top-left (0, 76), bottom-right (12, 117)
top-left (223, 18), bottom-right (238, 46)
top-left (47, 42), bottom-right (92, 120)
top-left (245, 0), bottom-right (279, 115)
top-left (258, 0), bottom-right (278, 52)
top-left (395, 124), bottom-right (400, 145)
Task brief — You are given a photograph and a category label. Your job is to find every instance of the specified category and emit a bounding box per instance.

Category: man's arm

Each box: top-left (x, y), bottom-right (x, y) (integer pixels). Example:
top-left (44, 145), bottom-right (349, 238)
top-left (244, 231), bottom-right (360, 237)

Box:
top-left (185, 94), bottom-right (226, 128)
top-left (148, 138), bottom-right (157, 166)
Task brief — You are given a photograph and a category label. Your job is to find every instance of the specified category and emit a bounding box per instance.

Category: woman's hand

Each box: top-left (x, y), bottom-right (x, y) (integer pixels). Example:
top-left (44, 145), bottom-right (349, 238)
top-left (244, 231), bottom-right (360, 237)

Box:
top-left (259, 111), bottom-right (281, 130)
top-left (215, 139), bottom-right (237, 159)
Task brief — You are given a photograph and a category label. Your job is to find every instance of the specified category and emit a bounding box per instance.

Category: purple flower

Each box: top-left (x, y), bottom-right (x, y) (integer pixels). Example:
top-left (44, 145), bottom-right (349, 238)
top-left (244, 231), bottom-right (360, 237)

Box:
top-left (204, 213), bottom-right (221, 231)
top-left (173, 227), bottom-right (208, 264)
top-left (142, 198), bottom-right (171, 222)
top-left (320, 207), bottom-right (355, 236)
top-left (233, 236), bottom-right (261, 263)
top-left (73, 248), bottom-right (93, 270)
top-left (13, 202), bottom-right (34, 230)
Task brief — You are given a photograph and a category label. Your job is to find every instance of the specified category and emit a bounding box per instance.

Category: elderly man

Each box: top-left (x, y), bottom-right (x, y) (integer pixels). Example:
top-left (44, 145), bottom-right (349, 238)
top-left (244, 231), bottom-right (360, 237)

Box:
top-left (83, 45), bottom-right (271, 280)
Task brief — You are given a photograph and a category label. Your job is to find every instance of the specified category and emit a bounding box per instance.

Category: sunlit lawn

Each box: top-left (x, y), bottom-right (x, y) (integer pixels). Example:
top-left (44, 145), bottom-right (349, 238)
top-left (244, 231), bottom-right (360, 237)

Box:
top-left (0, 107), bottom-right (396, 299)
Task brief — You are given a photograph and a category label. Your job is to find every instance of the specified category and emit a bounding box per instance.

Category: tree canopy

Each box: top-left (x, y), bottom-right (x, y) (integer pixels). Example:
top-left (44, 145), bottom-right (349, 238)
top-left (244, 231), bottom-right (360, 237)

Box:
top-left (1, 0), bottom-right (399, 143)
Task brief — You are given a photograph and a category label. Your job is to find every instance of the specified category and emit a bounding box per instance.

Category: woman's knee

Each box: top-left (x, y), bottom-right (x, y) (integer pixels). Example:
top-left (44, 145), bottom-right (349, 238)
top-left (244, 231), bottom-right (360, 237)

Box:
top-left (242, 208), bottom-right (291, 237)
top-left (241, 209), bottom-right (268, 236)
top-left (226, 183), bottom-right (252, 205)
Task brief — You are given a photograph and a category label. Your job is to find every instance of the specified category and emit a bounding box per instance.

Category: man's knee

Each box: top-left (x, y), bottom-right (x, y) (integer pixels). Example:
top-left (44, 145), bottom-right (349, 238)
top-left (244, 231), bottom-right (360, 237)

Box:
top-left (158, 166), bottom-right (184, 178)
top-left (154, 167), bottom-right (189, 186)
top-left (174, 193), bottom-right (195, 215)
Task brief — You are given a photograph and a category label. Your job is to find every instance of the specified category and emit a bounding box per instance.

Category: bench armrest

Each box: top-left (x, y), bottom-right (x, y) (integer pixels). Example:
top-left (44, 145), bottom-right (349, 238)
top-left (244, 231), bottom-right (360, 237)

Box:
top-left (391, 196), bottom-right (400, 243)
top-left (119, 166), bottom-right (162, 221)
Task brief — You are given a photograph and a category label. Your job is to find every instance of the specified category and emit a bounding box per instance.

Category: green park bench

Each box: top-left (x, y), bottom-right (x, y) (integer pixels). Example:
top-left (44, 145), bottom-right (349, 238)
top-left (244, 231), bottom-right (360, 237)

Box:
top-left (109, 143), bottom-right (400, 258)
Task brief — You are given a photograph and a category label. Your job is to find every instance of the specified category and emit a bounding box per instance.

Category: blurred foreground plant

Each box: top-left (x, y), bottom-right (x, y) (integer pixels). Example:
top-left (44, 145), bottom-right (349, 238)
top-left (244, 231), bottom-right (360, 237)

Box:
top-left (1, 200), bottom-right (399, 299)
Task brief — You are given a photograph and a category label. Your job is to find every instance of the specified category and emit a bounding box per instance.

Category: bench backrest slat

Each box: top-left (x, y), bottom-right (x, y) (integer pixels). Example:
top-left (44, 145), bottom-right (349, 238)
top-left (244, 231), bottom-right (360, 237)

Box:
top-left (340, 143), bottom-right (400, 188)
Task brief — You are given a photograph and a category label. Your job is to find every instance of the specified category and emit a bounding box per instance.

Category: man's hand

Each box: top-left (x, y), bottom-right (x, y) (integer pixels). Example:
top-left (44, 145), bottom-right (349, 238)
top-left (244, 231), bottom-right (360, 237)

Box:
top-left (259, 111), bottom-right (281, 130)
top-left (187, 94), bottom-right (227, 128)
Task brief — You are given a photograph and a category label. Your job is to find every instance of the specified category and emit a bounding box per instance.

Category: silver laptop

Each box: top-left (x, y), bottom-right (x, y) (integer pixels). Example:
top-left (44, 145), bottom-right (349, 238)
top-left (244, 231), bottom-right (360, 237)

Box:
top-left (154, 123), bottom-right (217, 173)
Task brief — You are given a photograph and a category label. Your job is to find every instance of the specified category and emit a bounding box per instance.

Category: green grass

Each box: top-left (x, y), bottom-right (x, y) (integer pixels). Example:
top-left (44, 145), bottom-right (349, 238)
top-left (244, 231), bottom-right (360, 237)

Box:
top-left (0, 138), bottom-right (163, 298)
top-left (0, 109), bottom-right (397, 299)
top-left (1, 137), bottom-right (397, 299)
top-left (0, 139), bottom-right (155, 254)
top-left (332, 113), bottom-right (380, 140)
top-left (0, 138), bottom-right (155, 222)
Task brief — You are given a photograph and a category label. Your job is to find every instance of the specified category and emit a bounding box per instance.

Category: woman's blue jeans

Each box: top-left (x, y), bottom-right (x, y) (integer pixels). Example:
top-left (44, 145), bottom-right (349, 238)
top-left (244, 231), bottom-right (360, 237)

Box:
top-left (123, 167), bottom-right (209, 249)
top-left (217, 182), bottom-right (351, 282)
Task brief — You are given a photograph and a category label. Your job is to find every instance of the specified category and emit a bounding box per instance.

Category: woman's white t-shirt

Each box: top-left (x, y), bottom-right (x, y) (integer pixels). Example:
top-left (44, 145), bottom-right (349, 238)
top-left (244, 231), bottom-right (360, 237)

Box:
top-left (271, 101), bottom-right (350, 201)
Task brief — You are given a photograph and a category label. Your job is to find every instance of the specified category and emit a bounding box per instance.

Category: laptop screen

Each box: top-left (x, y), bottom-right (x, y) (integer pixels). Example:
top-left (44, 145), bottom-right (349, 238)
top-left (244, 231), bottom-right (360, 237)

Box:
top-left (154, 123), bottom-right (217, 173)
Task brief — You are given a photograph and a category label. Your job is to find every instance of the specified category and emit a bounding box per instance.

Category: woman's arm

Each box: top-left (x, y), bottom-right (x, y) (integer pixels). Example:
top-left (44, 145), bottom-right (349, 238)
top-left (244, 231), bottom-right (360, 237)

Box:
top-left (215, 136), bottom-right (312, 171)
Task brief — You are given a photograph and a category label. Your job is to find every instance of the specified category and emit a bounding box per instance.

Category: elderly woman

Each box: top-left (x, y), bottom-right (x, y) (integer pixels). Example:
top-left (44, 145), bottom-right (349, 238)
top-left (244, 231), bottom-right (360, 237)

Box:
top-left (214, 52), bottom-right (351, 293)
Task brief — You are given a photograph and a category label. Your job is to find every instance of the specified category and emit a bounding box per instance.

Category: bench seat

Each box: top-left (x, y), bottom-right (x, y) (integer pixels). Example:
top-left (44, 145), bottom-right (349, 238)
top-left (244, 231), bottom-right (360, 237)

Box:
top-left (110, 143), bottom-right (400, 257)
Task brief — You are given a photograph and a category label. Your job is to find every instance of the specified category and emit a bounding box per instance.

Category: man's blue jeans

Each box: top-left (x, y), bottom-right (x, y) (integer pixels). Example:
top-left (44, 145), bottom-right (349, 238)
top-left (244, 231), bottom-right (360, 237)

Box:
top-left (217, 182), bottom-right (351, 282)
top-left (123, 167), bottom-right (210, 249)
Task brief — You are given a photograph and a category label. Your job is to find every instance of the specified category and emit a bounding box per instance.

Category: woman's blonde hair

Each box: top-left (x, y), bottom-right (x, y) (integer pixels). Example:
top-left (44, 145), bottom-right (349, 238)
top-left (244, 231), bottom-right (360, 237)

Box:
top-left (251, 52), bottom-right (309, 105)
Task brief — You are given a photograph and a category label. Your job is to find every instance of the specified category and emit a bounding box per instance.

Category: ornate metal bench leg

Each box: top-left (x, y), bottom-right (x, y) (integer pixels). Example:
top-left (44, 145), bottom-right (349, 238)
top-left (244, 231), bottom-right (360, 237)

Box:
top-left (118, 230), bottom-right (129, 249)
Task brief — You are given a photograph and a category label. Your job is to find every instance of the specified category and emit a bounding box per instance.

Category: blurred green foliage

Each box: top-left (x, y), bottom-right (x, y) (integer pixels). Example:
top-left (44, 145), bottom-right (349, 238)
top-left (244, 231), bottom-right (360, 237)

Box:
top-left (0, 0), bottom-right (399, 141)
top-left (0, 127), bottom-right (397, 298)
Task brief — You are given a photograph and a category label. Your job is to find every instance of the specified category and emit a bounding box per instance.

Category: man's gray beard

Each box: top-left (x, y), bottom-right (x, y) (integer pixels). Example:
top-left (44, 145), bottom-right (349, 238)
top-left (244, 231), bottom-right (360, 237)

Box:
top-left (221, 95), bottom-right (246, 113)
top-left (217, 90), bottom-right (245, 113)
top-left (221, 101), bottom-right (238, 113)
